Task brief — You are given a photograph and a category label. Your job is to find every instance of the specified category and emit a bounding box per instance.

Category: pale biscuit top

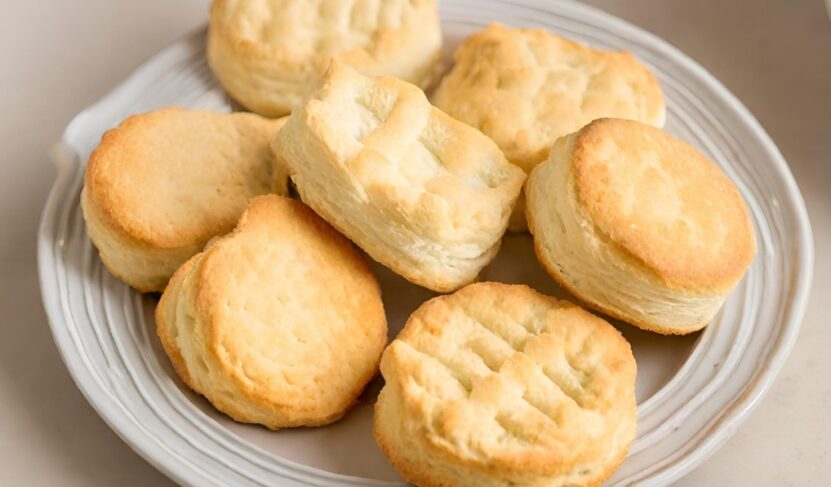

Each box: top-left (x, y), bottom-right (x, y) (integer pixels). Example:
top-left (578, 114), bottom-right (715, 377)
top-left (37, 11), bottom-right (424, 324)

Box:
top-left (85, 108), bottom-right (285, 251)
top-left (377, 282), bottom-right (636, 485)
top-left (208, 0), bottom-right (442, 116)
top-left (568, 119), bottom-right (756, 292)
top-left (211, 0), bottom-right (436, 65)
top-left (275, 62), bottom-right (525, 291)
top-left (157, 195), bottom-right (387, 427)
top-left (433, 23), bottom-right (665, 173)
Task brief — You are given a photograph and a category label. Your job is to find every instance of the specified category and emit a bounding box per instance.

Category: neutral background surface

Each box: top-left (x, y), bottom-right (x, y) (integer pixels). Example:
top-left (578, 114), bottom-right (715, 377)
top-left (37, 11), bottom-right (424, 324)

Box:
top-left (1, 1), bottom-right (827, 485)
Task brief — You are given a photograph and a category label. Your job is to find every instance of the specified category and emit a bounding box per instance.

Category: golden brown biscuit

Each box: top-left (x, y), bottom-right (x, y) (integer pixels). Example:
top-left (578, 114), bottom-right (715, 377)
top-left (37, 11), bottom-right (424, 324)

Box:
top-left (433, 24), bottom-right (665, 230)
top-left (526, 118), bottom-right (756, 334)
top-left (274, 62), bottom-right (526, 293)
top-left (156, 195), bottom-right (387, 429)
top-left (208, 0), bottom-right (443, 117)
top-left (375, 282), bottom-right (637, 487)
top-left (81, 108), bottom-right (287, 292)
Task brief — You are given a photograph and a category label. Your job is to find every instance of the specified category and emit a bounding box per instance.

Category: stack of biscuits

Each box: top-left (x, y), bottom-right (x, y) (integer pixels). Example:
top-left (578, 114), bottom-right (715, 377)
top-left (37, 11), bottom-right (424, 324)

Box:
top-left (81, 1), bottom-right (756, 485)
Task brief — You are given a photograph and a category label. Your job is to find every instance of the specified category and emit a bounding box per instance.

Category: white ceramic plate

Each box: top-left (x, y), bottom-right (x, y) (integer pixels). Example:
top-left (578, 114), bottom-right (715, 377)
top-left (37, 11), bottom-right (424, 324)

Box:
top-left (38, 1), bottom-right (814, 485)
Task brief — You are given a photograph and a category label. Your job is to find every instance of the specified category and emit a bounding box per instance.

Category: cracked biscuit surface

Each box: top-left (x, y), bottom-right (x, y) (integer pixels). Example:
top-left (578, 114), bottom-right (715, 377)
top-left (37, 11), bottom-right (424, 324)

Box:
top-left (81, 108), bottom-right (287, 292)
top-left (156, 195), bottom-right (387, 429)
top-left (526, 118), bottom-right (757, 334)
top-left (208, 0), bottom-right (443, 117)
top-left (433, 23), bottom-right (665, 230)
top-left (374, 282), bottom-right (637, 487)
top-left (274, 62), bottom-right (525, 292)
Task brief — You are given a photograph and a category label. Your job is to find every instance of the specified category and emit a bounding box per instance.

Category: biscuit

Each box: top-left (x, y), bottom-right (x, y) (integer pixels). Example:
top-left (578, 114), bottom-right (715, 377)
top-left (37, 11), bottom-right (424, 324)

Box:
top-left (433, 23), bottom-right (665, 231)
top-left (207, 0), bottom-right (443, 117)
top-left (81, 108), bottom-right (287, 292)
top-left (526, 118), bottom-right (757, 334)
top-left (274, 62), bottom-right (526, 292)
top-left (156, 195), bottom-right (387, 429)
top-left (374, 282), bottom-right (637, 487)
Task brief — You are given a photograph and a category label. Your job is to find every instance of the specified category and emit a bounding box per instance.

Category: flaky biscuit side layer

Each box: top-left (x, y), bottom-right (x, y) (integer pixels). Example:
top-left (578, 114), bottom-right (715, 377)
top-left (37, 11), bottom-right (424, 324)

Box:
top-left (81, 187), bottom-right (198, 292)
top-left (156, 256), bottom-right (198, 388)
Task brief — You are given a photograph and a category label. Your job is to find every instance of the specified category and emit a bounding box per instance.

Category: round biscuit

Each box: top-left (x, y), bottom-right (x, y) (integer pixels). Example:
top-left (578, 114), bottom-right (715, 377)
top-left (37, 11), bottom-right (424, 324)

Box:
top-left (374, 282), bottom-right (637, 487)
top-left (156, 195), bottom-right (387, 429)
top-left (526, 118), bottom-right (757, 334)
top-left (81, 108), bottom-right (287, 292)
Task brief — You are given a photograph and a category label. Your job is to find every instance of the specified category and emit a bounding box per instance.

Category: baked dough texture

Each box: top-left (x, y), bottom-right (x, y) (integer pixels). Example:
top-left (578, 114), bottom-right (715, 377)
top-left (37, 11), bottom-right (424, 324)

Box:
top-left (526, 118), bottom-right (757, 334)
top-left (207, 0), bottom-right (443, 117)
top-left (374, 282), bottom-right (637, 487)
top-left (433, 23), bottom-right (666, 230)
top-left (81, 108), bottom-right (287, 293)
top-left (274, 62), bottom-right (526, 292)
top-left (156, 195), bottom-right (387, 429)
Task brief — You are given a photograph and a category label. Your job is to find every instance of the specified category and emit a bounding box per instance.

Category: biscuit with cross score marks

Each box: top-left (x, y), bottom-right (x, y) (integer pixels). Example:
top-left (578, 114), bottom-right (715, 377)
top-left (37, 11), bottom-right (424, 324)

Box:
top-left (374, 282), bottom-right (637, 486)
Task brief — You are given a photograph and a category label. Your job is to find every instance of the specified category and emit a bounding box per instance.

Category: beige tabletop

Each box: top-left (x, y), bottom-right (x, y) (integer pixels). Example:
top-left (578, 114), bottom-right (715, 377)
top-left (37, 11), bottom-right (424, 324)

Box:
top-left (1, 1), bottom-right (828, 485)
